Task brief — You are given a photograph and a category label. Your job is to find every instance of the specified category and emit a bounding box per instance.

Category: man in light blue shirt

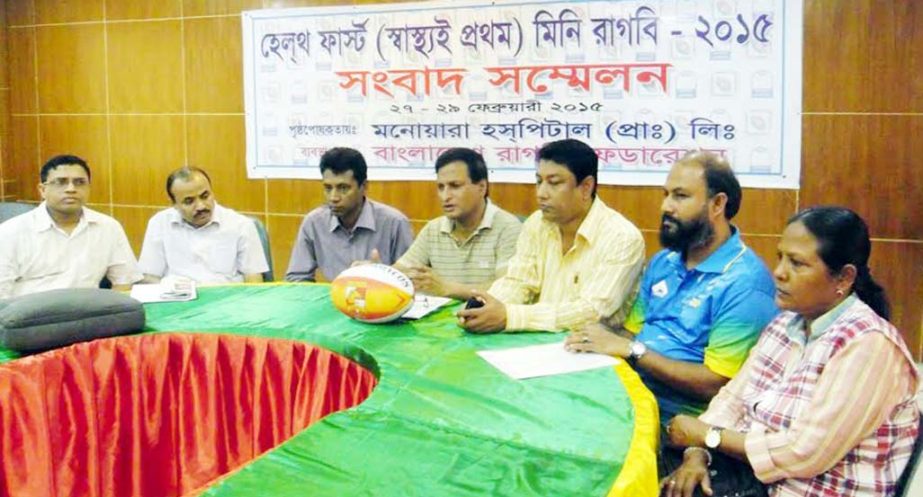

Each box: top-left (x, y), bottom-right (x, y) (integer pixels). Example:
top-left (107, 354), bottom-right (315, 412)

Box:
top-left (285, 148), bottom-right (413, 282)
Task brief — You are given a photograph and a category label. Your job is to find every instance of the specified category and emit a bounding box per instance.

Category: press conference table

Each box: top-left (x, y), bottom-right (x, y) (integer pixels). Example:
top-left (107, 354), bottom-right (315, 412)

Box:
top-left (1, 284), bottom-right (658, 497)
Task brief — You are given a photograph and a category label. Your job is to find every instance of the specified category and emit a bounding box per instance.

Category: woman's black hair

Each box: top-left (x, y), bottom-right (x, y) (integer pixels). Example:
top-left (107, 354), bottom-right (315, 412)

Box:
top-left (787, 206), bottom-right (890, 319)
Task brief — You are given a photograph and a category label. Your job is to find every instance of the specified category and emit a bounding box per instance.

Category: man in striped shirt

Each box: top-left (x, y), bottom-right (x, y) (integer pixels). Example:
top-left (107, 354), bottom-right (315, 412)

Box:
top-left (394, 148), bottom-right (522, 300)
top-left (457, 139), bottom-right (645, 333)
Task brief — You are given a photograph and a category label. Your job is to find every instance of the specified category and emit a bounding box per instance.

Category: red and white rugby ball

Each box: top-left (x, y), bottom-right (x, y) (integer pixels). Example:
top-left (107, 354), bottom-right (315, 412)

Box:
top-left (330, 264), bottom-right (415, 323)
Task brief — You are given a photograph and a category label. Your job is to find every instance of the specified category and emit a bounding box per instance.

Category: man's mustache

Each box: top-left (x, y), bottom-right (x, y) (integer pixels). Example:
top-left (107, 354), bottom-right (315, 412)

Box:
top-left (661, 214), bottom-right (680, 225)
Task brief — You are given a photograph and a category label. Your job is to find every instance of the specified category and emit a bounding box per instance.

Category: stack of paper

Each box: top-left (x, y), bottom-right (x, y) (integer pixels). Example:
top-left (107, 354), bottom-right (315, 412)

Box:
top-left (477, 342), bottom-right (619, 380)
top-left (129, 280), bottom-right (197, 304)
top-left (402, 294), bottom-right (454, 320)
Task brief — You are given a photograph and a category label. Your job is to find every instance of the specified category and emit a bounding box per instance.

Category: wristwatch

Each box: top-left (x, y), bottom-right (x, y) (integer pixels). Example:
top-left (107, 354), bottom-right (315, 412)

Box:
top-left (627, 340), bottom-right (647, 364)
top-left (704, 425), bottom-right (724, 449)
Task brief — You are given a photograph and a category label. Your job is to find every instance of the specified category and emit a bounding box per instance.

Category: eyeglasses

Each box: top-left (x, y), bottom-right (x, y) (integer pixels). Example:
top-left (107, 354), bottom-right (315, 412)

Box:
top-left (44, 178), bottom-right (89, 188)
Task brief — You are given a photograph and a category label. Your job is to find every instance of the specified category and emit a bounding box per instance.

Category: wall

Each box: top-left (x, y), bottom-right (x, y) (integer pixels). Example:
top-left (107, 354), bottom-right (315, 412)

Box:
top-left (0, 0), bottom-right (919, 358)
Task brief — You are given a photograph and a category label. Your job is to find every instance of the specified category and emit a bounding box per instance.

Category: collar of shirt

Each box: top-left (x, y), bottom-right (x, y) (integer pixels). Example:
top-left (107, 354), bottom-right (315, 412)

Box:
top-left (785, 293), bottom-right (858, 344)
top-left (32, 201), bottom-right (99, 235)
top-left (438, 200), bottom-right (498, 236)
top-left (664, 226), bottom-right (747, 275)
top-left (328, 198), bottom-right (376, 234)
top-left (167, 202), bottom-right (225, 230)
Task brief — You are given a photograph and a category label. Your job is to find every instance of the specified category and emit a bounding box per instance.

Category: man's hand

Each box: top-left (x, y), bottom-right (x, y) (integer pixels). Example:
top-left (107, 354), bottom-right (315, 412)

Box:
top-left (456, 290), bottom-right (506, 333)
top-left (405, 265), bottom-right (448, 297)
top-left (351, 248), bottom-right (383, 267)
top-left (661, 449), bottom-right (713, 497)
top-left (564, 323), bottom-right (632, 358)
top-left (405, 265), bottom-right (482, 300)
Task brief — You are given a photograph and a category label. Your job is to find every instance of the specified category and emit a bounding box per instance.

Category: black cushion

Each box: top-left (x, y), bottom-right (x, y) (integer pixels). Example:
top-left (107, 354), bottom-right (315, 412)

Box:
top-left (896, 417), bottom-right (923, 497)
top-left (0, 288), bottom-right (145, 352)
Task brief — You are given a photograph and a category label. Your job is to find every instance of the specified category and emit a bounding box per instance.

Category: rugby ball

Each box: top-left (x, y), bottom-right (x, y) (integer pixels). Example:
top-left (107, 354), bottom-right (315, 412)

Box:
top-left (330, 264), bottom-right (415, 323)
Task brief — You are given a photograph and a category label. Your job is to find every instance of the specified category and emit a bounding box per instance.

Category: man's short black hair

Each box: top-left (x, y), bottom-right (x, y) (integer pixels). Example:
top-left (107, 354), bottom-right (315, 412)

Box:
top-left (166, 166), bottom-right (212, 203)
top-left (435, 148), bottom-right (489, 198)
top-left (320, 147), bottom-right (367, 185)
top-left (40, 155), bottom-right (91, 183)
top-left (537, 139), bottom-right (598, 196)
top-left (678, 151), bottom-right (742, 220)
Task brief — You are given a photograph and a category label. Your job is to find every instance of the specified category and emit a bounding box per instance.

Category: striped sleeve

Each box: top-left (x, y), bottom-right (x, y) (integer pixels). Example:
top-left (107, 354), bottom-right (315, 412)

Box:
top-left (493, 215), bottom-right (522, 277)
top-left (744, 332), bottom-right (914, 482)
top-left (488, 215), bottom-right (543, 306)
top-left (699, 350), bottom-right (757, 427)
top-left (396, 219), bottom-right (436, 269)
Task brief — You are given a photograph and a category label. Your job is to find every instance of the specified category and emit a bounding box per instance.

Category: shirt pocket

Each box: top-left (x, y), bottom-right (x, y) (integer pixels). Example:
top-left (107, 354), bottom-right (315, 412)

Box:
top-left (206, 239), bottom-right (239, 275)
top-left (19, 250), bottom-right (66, 283)
top-left (476, 250), bottom-right (498, 273)
top-left (22, 267), bottom-right (66, 284)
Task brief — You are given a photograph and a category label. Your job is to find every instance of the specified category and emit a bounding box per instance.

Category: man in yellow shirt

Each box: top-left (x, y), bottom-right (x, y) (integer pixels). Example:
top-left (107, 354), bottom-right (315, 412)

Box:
top-left (458, 139), bottom-right (645, 333)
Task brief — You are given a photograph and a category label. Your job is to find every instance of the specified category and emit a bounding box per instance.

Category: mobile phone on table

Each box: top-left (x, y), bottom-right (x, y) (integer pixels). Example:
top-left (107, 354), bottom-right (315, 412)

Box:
top-left (464, 297), bottom-right (484, 310)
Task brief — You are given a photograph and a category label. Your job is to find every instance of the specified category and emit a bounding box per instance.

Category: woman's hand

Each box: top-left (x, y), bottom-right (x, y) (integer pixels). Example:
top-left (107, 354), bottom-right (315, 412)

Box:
top-left (666, 414), bottom-right (708, 448)
top-left (661, 450), bottom-right (713, 497)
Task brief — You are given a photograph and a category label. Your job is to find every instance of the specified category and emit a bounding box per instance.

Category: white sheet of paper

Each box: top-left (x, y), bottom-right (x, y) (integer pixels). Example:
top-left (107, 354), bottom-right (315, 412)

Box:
top-left (129, 283), bottom-right (197, 304)
top-left (477, 342), bottom-right (620, 380)
top-left (402, 294), bottom-right (454, 320)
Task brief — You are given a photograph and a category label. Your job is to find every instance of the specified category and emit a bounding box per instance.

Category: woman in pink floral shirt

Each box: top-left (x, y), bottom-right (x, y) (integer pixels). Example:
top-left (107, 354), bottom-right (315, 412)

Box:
top-left (663, 206), bottom-right (919, 497)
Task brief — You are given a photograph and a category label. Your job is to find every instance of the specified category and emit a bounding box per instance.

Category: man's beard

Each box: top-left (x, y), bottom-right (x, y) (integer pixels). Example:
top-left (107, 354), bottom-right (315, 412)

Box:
top-left (659, 211), bottom-right (714, 254)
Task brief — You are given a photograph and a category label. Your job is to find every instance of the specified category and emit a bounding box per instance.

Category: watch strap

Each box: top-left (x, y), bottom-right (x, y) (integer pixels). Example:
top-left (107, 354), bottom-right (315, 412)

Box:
top-left (627, 340), bottom-right (646, 365)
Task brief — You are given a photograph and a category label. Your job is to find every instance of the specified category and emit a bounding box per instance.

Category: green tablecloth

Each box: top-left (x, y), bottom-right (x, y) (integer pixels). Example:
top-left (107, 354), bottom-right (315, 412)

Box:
top-left (1, 284), bottom-right (658, 496)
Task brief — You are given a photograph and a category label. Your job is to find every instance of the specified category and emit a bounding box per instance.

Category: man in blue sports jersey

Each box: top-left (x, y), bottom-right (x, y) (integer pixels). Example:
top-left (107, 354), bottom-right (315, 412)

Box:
top-left (566, 151), bottom-right (778, 427)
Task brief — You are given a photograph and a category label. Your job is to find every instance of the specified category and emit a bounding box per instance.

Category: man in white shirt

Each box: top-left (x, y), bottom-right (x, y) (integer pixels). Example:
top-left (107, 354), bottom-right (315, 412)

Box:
top-left (0, 155), bottom-right (142, 299)
top-left (138, 166), bottom-right (268, 284)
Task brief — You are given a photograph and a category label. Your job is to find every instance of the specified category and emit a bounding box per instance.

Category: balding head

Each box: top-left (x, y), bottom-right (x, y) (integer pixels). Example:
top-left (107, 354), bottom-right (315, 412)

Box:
top-left (674, 151), bottom-right (741, 220)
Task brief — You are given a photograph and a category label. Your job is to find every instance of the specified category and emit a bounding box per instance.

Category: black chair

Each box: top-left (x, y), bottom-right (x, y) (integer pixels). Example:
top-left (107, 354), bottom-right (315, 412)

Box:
top-left (896, 412), bottom-right (923, 497)
top-left (0, 202), bottom-right (35, 224)
top-left (248, 216), bottom-right (274, 282)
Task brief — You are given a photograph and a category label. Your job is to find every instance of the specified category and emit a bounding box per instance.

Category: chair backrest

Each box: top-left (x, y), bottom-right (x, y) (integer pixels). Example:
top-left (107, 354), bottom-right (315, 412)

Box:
top-left (896, 405), bottom-right (923, 497)
top-left (248, 216), bottom-right (273, 282)
top-left (0, 202), bottom-right (35, 224)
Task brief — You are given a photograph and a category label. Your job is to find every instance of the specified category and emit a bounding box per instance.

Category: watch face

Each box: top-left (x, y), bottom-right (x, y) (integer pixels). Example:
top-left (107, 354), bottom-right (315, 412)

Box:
top-left (631, 342), bottom-right (646, 357)
top-left (705, 428), bottom-right (721, 448)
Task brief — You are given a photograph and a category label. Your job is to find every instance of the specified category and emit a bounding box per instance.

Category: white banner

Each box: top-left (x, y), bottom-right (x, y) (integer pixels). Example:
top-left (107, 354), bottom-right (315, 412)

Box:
top-left (243, 0), bottom-right (802, 188)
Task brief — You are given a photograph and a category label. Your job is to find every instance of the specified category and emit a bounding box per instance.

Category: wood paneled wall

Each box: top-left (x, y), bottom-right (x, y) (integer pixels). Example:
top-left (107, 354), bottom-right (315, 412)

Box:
top-left (0, 0), bottom-right (919, 358)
